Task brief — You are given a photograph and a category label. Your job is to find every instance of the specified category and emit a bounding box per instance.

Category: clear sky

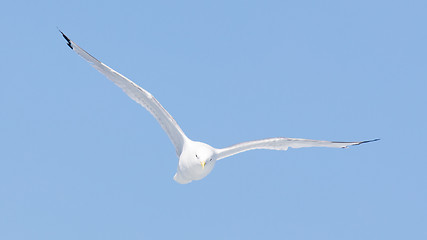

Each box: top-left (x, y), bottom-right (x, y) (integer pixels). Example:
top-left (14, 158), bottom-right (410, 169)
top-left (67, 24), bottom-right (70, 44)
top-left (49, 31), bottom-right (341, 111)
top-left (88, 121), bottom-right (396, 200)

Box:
top-left (1, 0), bottom-right (426, 239)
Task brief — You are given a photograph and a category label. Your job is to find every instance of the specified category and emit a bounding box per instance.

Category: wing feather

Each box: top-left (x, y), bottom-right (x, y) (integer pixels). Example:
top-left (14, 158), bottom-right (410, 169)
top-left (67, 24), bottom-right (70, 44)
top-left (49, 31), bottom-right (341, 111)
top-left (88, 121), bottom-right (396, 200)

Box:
top-left (60, 31), bottom-right (188, 156)
top-left (215, 138), bottom-right (379, 160)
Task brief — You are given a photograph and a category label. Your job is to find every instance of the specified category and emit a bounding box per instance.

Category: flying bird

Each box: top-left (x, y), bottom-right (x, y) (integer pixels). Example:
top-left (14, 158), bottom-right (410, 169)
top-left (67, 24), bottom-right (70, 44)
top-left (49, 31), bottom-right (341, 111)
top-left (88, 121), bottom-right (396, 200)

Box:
top-left (60, 31), bottom-right (379, 184)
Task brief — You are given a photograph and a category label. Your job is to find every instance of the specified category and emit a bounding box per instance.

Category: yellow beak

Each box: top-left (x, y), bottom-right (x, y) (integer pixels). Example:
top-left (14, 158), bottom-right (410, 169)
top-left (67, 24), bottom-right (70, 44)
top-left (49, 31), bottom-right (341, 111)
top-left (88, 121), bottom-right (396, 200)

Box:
top-left (201, 161), bottom-right (206, 169)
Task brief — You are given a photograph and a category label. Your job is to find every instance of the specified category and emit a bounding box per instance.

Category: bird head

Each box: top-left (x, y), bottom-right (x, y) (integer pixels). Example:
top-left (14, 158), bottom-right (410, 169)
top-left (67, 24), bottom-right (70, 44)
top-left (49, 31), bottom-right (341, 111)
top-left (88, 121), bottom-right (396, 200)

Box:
top-left (195, 153), bottom-right (214, 169)
top-left (192, 142), bottom-right (216, 170)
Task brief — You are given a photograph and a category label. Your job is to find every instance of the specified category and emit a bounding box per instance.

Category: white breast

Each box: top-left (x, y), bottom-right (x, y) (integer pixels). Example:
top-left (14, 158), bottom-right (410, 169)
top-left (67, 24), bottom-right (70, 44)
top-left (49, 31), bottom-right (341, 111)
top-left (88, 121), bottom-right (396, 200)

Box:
top-left (173, 141), bottom-right (217, 184)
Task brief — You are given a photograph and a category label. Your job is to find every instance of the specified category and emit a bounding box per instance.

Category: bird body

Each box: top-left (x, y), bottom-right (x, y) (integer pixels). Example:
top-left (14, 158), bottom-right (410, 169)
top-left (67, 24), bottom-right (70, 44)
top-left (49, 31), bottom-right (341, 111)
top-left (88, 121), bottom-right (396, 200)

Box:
top-left (60, 31), bottom-right (378, 184)
top-left (174, 140), bottom-right (216, 184)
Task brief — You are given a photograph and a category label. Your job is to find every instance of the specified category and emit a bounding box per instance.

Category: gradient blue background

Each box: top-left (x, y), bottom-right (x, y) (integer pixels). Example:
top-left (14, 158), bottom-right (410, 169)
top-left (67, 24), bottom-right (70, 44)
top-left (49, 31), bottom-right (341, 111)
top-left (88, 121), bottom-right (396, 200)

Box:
top-left (1, 1), bottom-right (426, 239)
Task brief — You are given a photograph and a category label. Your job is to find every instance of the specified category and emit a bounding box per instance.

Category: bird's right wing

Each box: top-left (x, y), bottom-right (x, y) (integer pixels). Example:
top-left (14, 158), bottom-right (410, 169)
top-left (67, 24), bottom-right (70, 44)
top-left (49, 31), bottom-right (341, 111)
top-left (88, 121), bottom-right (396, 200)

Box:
top-left (215, 137), bottom-right (379, 160)
top-left (60, 31), bottom-right (188, 156)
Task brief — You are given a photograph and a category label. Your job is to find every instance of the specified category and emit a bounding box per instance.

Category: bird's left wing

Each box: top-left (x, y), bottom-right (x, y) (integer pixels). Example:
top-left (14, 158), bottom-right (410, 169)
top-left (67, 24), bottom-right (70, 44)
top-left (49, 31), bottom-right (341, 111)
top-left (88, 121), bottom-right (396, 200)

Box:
top-left (215, 137), bottom-right (379, 160)
top-left (60, 31), bottom-right (188, 156)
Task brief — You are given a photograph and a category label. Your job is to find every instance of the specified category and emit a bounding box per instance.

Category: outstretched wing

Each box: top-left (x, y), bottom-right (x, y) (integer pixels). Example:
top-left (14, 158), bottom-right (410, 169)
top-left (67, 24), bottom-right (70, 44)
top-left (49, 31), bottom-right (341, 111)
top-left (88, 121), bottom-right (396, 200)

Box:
top-left (60, 31), bottom-right (188, 156)
top-left (215, 138), bottom-right (379, 160)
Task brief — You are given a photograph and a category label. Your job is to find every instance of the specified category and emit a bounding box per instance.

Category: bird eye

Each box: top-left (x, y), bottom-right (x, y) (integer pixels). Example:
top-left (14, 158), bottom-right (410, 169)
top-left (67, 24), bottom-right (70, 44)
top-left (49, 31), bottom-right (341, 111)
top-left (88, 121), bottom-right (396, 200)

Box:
top-left (195, 154), bottom-right (199, 159)
top-left (209, 158), bottom-right (212, 161)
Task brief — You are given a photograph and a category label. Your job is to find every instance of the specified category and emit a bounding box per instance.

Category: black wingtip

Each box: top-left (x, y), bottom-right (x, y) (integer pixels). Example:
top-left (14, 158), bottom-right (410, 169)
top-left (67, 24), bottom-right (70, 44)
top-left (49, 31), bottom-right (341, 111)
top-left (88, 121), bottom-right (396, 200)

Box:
top-left (357, 138), bottom-right (381, 145)
top-left (58, 28), bottom-right (73, 49)
top-left (334, 138), bottom-right (380, 148)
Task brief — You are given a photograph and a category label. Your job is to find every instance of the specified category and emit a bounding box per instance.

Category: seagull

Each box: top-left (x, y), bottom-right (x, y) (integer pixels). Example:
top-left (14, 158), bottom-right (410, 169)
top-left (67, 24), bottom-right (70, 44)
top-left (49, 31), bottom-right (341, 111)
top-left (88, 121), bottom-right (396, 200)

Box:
top-left (60, 31), bottom-right (379, 184)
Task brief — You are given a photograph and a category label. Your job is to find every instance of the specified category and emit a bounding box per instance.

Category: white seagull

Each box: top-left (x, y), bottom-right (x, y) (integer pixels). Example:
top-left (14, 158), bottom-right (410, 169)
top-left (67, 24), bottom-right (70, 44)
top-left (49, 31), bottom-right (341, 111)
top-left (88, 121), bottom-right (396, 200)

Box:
top-left (60, 31), bottom-right (379, 184)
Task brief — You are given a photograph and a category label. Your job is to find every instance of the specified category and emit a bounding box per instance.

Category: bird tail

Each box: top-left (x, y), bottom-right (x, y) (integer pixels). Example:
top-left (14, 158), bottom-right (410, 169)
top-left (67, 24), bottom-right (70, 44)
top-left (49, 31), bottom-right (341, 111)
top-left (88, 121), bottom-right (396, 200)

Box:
top-left (173, 173), bottom-right (192, 184)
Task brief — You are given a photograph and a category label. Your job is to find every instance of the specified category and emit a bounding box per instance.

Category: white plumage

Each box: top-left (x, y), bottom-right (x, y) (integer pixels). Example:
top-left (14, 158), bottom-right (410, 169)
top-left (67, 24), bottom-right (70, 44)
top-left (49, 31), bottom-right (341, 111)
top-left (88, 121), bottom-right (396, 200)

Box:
top-left (60, 31), bottom-right (379, 184)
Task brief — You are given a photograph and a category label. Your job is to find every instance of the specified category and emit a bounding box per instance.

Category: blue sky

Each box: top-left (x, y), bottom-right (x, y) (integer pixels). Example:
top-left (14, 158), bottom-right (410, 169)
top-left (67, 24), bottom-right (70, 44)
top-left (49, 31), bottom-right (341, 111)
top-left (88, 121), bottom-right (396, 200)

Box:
top-left (1, 0), bottom-right (426, 239)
